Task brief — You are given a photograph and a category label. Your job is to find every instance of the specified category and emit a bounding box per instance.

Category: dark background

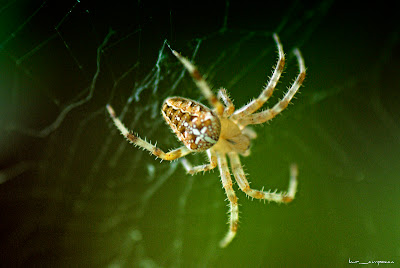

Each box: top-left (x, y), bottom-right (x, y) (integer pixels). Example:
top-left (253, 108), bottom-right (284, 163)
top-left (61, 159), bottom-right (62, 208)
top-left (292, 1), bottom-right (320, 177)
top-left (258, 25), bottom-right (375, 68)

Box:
top-left (0, 0), bottom-right (399, 267)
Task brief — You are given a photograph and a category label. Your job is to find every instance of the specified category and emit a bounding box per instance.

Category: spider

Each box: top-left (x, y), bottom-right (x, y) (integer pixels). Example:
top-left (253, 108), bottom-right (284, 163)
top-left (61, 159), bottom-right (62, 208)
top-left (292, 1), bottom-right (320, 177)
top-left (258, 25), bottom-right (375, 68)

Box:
top-left (106, 33), bottom-right (306, 248)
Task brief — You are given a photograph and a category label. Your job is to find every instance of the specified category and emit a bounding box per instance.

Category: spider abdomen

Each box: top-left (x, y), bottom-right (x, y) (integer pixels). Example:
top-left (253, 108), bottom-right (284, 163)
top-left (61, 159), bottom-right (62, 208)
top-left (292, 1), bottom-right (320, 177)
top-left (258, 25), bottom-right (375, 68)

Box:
top-left (162, 97), bottom-right (221, 151)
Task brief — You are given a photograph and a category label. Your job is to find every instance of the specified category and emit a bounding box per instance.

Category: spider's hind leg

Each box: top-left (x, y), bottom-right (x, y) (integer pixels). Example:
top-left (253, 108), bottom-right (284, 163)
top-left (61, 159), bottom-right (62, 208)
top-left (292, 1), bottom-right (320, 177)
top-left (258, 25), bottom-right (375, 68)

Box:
top-left (181, 149), bottom-right (218, 175)
top-left (107, 104), bottom-right (192, 161)
top-left (218, 88), bottom-right (235, 117)
top-left (170, 49), bottom-right (225, 116)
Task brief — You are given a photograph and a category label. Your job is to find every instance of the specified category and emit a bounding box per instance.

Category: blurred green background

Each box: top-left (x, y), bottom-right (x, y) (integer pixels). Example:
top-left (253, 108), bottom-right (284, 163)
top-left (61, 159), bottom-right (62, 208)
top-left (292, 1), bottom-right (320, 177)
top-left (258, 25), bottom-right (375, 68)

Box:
top-left (0, 0), bottom-right (399, 267)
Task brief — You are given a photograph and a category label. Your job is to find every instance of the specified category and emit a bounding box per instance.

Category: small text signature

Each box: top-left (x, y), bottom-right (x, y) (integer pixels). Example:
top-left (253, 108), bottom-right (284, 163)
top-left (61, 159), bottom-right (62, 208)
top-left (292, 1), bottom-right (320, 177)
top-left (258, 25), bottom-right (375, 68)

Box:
top-left (349, 258), bottom-right (395, 265)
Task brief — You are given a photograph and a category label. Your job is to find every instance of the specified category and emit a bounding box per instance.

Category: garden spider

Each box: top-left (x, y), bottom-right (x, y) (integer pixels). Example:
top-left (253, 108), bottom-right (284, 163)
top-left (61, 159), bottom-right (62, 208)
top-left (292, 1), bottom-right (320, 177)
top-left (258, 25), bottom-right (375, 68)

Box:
top-left (106, 33), bottom-right (306, 248)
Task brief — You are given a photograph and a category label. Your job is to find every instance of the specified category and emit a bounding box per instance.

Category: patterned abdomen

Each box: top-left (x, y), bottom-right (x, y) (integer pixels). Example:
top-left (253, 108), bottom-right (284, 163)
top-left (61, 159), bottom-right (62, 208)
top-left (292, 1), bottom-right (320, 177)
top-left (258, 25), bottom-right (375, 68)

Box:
top-left (162, 97), bottom-right (221, 151)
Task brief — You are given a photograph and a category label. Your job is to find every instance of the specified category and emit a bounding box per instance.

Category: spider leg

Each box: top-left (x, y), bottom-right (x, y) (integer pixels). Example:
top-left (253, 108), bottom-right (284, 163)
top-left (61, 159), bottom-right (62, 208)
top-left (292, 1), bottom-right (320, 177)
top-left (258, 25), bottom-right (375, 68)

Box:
top-left (171, 49), bottom-right (225, 116)
top-left (107, 104), bottom-right (192, 160)
top-left (217, 152), bottom-right (239, 248)
top-left (217, 88), bottom-right (235, 117)
top-left (231, 34), bottom-right (285, 120)
top-left (237, 48), bottom-right (306, 127)
top-left (181, 149), bottom-right (218, 175)
top-left (228, 152), bottom-right (298, 203)
top-left (242, 126), bottom-right (257, 140)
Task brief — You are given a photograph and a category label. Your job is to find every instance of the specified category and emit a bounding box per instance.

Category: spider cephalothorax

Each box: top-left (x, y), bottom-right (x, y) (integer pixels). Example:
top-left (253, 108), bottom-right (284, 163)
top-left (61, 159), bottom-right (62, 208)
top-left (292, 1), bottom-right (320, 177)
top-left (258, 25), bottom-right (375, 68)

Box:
top-left (107, 33), bottom-right (306, 247)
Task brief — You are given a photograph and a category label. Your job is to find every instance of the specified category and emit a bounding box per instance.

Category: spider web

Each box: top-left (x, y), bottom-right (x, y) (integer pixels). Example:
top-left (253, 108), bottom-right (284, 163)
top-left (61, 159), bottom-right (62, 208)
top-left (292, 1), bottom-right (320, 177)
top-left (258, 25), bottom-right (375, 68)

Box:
top-left (1, 0), bottom-right (399, 267)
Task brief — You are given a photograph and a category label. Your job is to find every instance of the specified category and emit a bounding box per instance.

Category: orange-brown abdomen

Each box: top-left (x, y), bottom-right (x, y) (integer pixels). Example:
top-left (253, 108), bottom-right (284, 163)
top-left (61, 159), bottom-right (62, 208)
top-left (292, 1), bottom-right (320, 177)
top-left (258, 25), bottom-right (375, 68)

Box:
top-left (162, 97), bottom-right (221, 151)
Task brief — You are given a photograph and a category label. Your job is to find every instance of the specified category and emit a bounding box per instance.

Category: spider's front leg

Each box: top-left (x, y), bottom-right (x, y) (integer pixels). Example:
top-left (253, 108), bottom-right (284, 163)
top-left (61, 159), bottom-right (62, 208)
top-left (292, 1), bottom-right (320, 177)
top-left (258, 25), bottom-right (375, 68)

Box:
top-left (107, 104), bottom-right (192, 161)
top-left (181, 149), bottom-right (218, 175)
top-left (231, 33), bottom-right (285, 120)
top-left (238, 48), bottom-right (306, 127)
